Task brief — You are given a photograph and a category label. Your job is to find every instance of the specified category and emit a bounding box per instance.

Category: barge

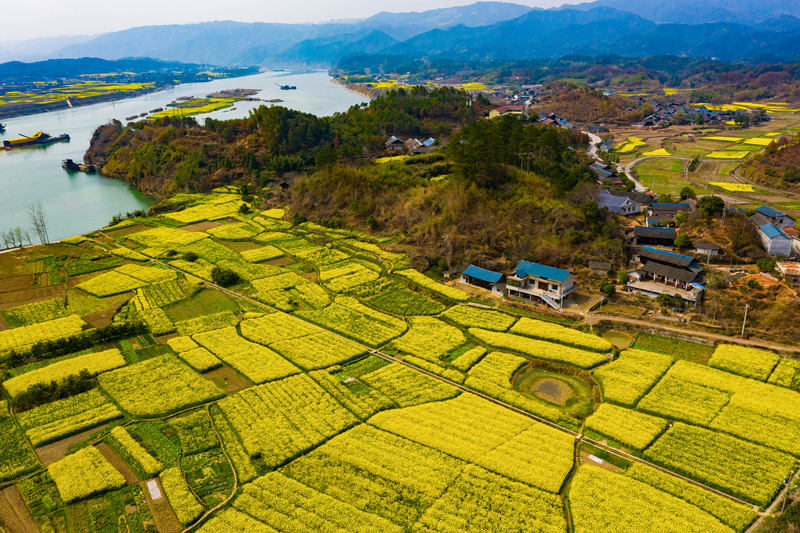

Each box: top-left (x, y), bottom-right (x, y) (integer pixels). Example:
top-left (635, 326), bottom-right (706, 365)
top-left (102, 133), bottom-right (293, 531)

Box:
top-left (3, 131), bottom-right (70, 149)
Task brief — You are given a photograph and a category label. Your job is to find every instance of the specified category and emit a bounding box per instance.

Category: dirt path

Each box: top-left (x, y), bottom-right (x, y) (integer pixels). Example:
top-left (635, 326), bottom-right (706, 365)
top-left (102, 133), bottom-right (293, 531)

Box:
top-left (746, 470), bottom-right (799, 532)
top-left (0, 487), bottom-right (37, 533)
top-left (95, 442), bottom-right (139, 485)
top-left (35, 423), bottom-right (110, 465)
top-left (588, 313), bottom-right (800, 355)
top-left (142, 478), bottom-right (182, 533)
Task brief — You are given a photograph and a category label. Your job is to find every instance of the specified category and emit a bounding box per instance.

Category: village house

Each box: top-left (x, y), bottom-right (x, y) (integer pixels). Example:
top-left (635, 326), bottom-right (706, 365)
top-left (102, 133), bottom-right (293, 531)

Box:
top-left (632, 226), bottom-right (676, 247)
top-left (588, 260), bottom-right (612, 277)
top-left (385, 136), bottom-right (405, 152)
top-left (627, 247), bottom-right (704, 305)
top-left (647, 203), bottom-right (692, 227)
top-left (505, 261), bottom-right (577, 310)
top-left (460, 265), bottom-right (505, 295)
top-left (777, 262), bottom-right (800, 289)
top-left (755, 205), bottom-right (795, 229)
top-left (694, 242), bottom-right (722, 257)
top-left (596, 189), bottom-right (639, 216)
top-left (489, 105), bottom-right (526, 119)
top-left (758, 224), bottom-right (793, 257)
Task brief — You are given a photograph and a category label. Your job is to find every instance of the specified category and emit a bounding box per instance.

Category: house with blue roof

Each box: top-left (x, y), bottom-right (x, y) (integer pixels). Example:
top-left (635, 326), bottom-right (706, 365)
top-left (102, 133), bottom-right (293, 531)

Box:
top-left (506, 260), bottom-right (576, 310)
top-left (627, 246), bottom-right (704, 304)
top-left (460, 265), bottom-right (505, 295)
top-left (757, 224), bottom-right (793, 256)
top-left (756, 206), bottom-right (795, 229)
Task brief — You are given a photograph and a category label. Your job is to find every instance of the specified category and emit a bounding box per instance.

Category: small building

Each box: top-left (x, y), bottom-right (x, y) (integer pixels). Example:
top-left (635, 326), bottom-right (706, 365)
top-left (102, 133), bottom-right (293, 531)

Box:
top-left (460, 265), bottom-right (505, 295)
top-left (777, 262), bottom-right (800, 289)
top-left (385, 136), bottom-right (405, 151)
top-left (694, 242), bottom-right (722, 256)
top-left (608, 190), bottom-right (653, 207)
top-left (758, 224), bottom-right (793, 256)
top-left (489, 105), bottom-right (525, 119)
top-left (756, 206), bottom-right (795, 229)
top-left (405, 138), bottom-right (425, 154)
top-left (633, 226), bottom-right (676, 246)
top-left (627, 247), bottom-right (704, 305)
top-left (647, 203), bottom-right (691, 227)
top-left (588, 260), bottom-right (612, 276)
top-left (506, 261), bottom-right (577, 310)
top-left (597, 189), bottom-right (639, 216)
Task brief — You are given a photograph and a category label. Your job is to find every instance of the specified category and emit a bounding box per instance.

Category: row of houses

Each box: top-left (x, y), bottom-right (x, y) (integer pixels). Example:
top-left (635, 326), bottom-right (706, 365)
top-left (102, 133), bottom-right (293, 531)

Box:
top-left (631, 99), bottom-right (758, 129)
top-left (385, 136), bottom-right (436, 154)
top-left (627, 247), bottom-right (705, 305)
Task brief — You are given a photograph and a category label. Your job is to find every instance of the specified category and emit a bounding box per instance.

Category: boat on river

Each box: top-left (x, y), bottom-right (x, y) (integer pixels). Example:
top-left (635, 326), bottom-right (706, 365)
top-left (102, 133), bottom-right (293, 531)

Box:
top-left (3, 131), bottom-right (70, 149)
top-left (0, 123), bottom-right (5, 133)
top-left (61, 159), bottom-right (96, 173)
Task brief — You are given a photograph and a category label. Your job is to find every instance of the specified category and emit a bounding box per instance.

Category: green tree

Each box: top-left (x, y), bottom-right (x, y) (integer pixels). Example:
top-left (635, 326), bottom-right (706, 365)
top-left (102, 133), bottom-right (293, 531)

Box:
top-left (679, 186), bottom-right (696, 200)
top-left (675, 234), bottom-right (693, 249)
top-left (697, 196), bottom-right (725, 218)
top-left (616, 271), bottom-right (629, 284)
top-left (599, 279), bottom-right (616, 297)
top-left (211, 267), bottom-right (240, 287)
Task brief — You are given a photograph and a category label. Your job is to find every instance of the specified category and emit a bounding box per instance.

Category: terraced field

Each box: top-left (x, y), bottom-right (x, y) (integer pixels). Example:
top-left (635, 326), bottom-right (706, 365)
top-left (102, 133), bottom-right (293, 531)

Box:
top-left (0, 187), bottom-right (795, 532)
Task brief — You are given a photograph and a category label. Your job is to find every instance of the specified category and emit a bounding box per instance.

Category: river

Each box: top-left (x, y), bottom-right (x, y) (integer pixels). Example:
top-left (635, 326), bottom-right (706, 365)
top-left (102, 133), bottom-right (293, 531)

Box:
top-left (0, 70), bottom-right (368, 242)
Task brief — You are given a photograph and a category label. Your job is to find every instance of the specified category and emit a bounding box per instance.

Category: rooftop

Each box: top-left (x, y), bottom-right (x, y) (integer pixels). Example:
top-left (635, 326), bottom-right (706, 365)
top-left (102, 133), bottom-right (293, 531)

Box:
top-left (515, 260), bottom-right (571, 283)
top-left (759, 224), bottom-right (789, 240)
top-left (777, 262), bottom-right (800, 276)
top-left (756, 205), bottom-right (787, 219)
top-left (463, 264), bottom-right (504, 284)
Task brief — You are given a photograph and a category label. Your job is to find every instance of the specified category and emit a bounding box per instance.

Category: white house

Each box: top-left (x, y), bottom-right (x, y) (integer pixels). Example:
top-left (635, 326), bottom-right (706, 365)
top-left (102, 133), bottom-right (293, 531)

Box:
top-left (758, 224), bottom-right (793, 257)
top-left (505, 260), bottom-right (576, 310)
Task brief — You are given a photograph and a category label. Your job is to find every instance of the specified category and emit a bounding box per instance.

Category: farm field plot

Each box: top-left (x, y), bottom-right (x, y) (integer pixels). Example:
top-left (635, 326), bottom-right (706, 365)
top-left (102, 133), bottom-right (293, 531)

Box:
top-left (2, 348), bottom-right (126, 398)
top-left (570, 465), bottom-right (735, 533)
top-left (360, 362), bottom-right (458, 407)
top-left (281, 424), bottom-right (465, 526)
top-left (319, 260), bottom-right (380, 292)
top-left (592, 348), bottom-right (674, 406)
top-left (583, 403), bottom-right (667, 450)
top-left (392, 316), bottom-right (465, 362)
top-left (48, 446), bottom-right (126, 503)
top-left (707, 344), bottom-right (780, 380)
top-left (98, 354), bottom-right (225, 416)
top-left (348, 278), bottom-right (444, 316)
top-left (17, 389), bottom-right (122, 446)
top-left (441, 304), bottom-right (516, 331)
top-left (193, 326), bottom-right (299, 383)
top-left (369, 394), bottom-right (575, 492)
top-left (0, 401), bottom-right (39, 482)
top-left (297, 295), bottom-right (407, 347)
top-left (395, 269), bottom-right (469, 301)
top-left (465, 351), bottom-right (575, 426)
top-left (509, 317), bottom-right (612, 352)
top-left (0, 314), bottom-right (86, 355)
top-left (218, 373), bottom-right (358, 467)
top-left (644, 423), bottom-right (796, 506)
top-left (469, 328), bottom-right (608, 368)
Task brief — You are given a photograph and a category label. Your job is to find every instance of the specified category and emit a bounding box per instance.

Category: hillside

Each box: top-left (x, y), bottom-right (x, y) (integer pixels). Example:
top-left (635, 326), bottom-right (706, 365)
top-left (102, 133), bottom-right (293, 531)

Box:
top-left (84, 89), bottom-right (620, 269)
top-left (534, 83), bottom-right (651, 124)
top-left (740, 134), bottom-right (800, 191)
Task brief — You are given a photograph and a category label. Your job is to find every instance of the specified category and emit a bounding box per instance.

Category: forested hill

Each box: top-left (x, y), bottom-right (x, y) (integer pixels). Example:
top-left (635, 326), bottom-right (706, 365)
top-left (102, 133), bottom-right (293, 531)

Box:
top-left (85, 87), bottom-right (622, 269)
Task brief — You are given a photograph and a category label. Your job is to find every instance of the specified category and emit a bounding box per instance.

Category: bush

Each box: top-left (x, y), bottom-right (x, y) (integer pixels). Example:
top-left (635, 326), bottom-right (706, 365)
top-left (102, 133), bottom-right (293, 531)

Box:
top-left (756, 257), bottom-right (776, 273)
top-left (599, 279), bottom-right (616, 297)
top-left (679, 187), bottom-right (696, 200)
top-left (616, 271), bottom-right (629, 284)
top-left (182, 251), bottom-right (199, 262)
top-left (675, 234), bottom-right (693, 249)
top-left (211, 267), bottom-right (240, 287)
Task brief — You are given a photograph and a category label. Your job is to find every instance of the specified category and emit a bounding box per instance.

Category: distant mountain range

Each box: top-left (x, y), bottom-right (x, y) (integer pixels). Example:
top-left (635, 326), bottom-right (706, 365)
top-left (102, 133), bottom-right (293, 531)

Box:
top-left (4, 0), bottom-right (800, 66)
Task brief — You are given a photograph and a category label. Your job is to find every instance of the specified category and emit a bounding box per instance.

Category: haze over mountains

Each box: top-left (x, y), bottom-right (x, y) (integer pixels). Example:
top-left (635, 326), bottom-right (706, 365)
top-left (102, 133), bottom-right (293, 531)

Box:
top-left (3, 0), bottom-right (800, 66)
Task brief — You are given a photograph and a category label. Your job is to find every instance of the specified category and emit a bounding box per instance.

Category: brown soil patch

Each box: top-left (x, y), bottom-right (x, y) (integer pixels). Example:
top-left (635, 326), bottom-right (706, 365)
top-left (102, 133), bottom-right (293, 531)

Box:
top-left (82, 294), bottom-right (131, 328)
top-left (0, 275), bottom-right (37, 293)
top-left (263, 256), bottom-right (293, 267)
top-left (531, 378), bottom-right (573, 406)
top-left (181, 221), bottom-right (222, 232)
top-left (103, 224), bottom-right (151, 238)
top-left (204, 365), bottom-right (250, 393)
top-left (35, 423), bottom-right (110, 465)
top-left (579, 451), bottom-right (621, 472)
top-left (0, 285), bottom-right (64, 311)
top-left (0, 486), bottom-right (38, 533)
top-left (95, 442), bottom-right (138, 484)
top-left (221, 240), bottom-right (260, 252)
top-left (141, 479), bottom-right (182, 533)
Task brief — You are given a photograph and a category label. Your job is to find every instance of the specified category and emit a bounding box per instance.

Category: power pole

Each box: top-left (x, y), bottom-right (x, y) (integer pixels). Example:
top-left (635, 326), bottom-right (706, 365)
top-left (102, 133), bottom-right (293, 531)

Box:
top-left (741, 303), bottom-right (749, 338)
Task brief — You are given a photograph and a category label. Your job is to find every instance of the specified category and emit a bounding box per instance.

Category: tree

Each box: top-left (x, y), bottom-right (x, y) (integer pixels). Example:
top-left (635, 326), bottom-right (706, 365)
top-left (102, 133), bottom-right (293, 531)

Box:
top-left (679, 186), bottom-right (696, 200)
top-left (697, 195), bottom-right (725, 219)
top-left (599, 279), bottom-right (616, 297)
top-left (616, 271), bottom-right (629, 284)
top-left (675, 234), bottom-right (693, 249)
top-left (28, 202), bottom-right (49, 244)
top-left (211, 267), bottom-right (240, 287)
top-left (756, 257), bottom-right (776, 273)
top-left (673, 210), bottom-right (688, 227)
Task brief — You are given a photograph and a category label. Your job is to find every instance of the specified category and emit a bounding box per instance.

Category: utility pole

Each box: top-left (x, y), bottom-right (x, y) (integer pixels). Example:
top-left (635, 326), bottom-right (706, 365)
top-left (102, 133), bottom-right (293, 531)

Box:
top-left (741, 303), bottom-right (749, 338)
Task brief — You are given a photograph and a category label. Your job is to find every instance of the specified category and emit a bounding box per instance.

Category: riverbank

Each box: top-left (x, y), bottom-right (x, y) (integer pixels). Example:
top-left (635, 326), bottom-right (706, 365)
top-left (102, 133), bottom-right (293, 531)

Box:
top-left (332, 77), bottom-right (378, 99)
top-left (0, 87), bottom-right (166, 121)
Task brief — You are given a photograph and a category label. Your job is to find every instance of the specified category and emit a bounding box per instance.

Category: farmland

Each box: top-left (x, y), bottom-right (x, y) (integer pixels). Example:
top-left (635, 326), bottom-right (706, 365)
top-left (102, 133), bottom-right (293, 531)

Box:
top-left (0, 188), bottom-right (797, 532)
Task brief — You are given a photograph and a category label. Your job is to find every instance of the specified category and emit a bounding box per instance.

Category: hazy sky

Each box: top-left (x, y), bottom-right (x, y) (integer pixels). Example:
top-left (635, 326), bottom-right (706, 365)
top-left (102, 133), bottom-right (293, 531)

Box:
top-left (0, 0), bottom-right (578, 43)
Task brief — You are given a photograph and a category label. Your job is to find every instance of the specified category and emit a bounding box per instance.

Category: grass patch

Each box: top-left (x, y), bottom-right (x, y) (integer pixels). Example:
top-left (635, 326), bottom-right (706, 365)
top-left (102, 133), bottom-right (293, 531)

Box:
top-left (164, 289), bottom-right (239, 322)
top-left (631, 333), bottom-right (714, 364)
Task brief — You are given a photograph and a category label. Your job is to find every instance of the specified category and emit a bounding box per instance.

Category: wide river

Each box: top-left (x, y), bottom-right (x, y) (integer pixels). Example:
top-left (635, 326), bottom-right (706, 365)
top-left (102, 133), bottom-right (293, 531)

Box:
top-left (0, 70), bottom-right (367, 242)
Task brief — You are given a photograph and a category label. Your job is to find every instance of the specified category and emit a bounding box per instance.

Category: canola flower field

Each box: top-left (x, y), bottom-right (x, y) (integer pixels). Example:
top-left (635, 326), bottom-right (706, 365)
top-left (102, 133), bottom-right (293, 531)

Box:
top-left (0, 186), bottom-right (796, 532)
